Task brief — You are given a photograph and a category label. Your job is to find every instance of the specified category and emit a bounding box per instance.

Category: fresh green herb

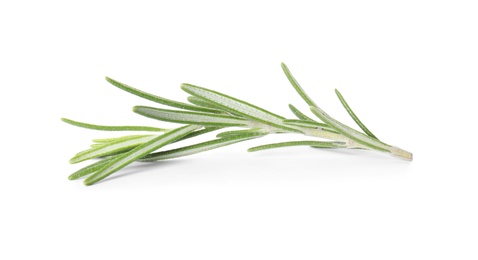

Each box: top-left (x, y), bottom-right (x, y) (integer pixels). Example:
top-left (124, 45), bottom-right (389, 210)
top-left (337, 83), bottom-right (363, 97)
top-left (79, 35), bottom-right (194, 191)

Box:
top-left (64, 63), bottom-right (412, 185)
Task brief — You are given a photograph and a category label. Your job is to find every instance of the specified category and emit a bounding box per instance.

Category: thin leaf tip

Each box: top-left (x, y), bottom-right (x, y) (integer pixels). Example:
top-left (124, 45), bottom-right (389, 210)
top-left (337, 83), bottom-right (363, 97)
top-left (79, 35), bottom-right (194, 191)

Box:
top-left (105, 76), bottom-right (115, 83)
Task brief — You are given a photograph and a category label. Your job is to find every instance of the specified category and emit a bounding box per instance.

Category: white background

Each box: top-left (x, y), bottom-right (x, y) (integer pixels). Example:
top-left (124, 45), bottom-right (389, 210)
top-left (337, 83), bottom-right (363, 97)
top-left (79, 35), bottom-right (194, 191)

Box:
top-left (1, 0), bottom-right (477, 259)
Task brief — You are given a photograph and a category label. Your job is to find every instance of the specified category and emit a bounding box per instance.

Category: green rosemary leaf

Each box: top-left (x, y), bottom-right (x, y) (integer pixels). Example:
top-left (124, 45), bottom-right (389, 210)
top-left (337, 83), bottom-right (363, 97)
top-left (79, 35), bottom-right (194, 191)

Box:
top-left (70, 135), bottom-right (156, 164)
top-left (76, 135), bottom-right (153, 156)
top-left (93, 135), bottom-right (154, 143)
top-left (187, 96), bottom-right (223, 110)
top-left (310, 106), bottom-right (391, 152)
top-left (281, 63), bottom-right (318, 107)
top-left (288, 104), bottom-right (317, 122)
top-left (282, 119), bottom-right (340, 134)
top-left (105, 77), bottom-right (220, 113)
top-left (84, 125), bottom-right (201, 185)
top-left (335, 89), bottom-right (378, 139)
top-left (188, 96), bottom-right (244, 117)
top-left (139, 133), bottom-right (264, 162)
top-left (181, 83), bottom-right (301, 133)
top-left (174, 127), bottom-right (222, 142)
top-left (133, 106), bottom-right (249, 127)
top-left (61, 118), bottom-right (168, 132)
top-left (97, 148), bottom-right (138, 158)
top-left (216, 128), bottom-right (269, 138)
top-left (68, 156), bottom-right (117, 180)
top-left (282, 119), bottom-right (329, 129)
top-left (94, 127), bottom-right (220, 148)
top-left (248, 140), bottom-right (346, 152)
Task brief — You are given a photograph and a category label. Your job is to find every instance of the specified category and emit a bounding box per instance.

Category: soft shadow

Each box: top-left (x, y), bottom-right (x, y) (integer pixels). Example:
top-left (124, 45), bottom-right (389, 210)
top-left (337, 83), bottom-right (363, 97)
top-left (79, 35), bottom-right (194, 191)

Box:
top-left (92, 148), bottom-right (414, 185)
top-left (97, 160), bottom-right (186, 184)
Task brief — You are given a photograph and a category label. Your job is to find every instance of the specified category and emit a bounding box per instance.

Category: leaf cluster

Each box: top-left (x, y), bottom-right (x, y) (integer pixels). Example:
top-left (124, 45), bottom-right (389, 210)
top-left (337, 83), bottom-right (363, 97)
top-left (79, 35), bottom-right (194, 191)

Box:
top-left (63, 63), bottom-right (412, 185)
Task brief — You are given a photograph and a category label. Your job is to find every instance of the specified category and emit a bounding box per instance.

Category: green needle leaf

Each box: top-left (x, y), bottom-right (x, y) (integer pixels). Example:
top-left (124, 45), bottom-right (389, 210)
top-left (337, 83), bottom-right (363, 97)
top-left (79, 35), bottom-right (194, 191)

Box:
top-left (70, 135), bottom-right (156, 164)
top-left (105, 77), bottom-right (220, 113)
top-left (187, 96), bottom-right (223, 110)
top-left (68, 156), bottom-right (117, 180)
top-left (93, 135), bottom-right (153, 143)
top-left (216, 128), bottom-right (269, 138)
top-left (181, 83), bottom-right (301, 133)
top-left (282, 119), bottom-right (329, 129)
top-left (335, 89), bottom-right (378, 139)
top-left (139, 133), bottom-right (264, 162)
top-left (248, 140), bottom-right (346, 152)
top-left (61, 118), bottom-right (168, 132)
top-left (310, 106), bottom-right (391, 152)
top-left (281, 63), bottom-right (318, 107)
top-left (288, 104), bottom-right (317, 122)
top-left (96, 127), bottom-right (220, 145)
top-left (133, 106), bottom-right (249, 127)
top-left (84, 125), bottom-right (201, 185)
top-left (188, 96), bottom-right (244, 117)
top-left (174, 127), bottom-right (222, 142)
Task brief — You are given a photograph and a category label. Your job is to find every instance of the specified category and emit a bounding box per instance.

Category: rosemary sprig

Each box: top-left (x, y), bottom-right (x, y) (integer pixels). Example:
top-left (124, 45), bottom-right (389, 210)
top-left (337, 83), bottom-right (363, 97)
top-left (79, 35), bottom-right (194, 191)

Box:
top-left (63, 63), bottom-right (412, 185)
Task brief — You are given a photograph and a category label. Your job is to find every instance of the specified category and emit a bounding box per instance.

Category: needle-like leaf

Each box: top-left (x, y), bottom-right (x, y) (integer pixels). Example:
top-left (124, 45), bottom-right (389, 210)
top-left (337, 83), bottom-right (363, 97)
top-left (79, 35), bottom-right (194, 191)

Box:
top-left (105, 77), bottom-right (220, 113)
top-left (248, 140), bottom-right (346, 152)
top-left (68, 156), bottom-right (117, 180)
top-left (282, 119), bottom-right (329, 129)
top-left (188, 96), bottom-right (244, 117)
top-left (133, 106), bottom-right (249, 127)
top-left (61, 118), bottom-right (168, 132)
top-left (84, 125), bottom-right (200, 185)
top-left (281, 63), bottom-right (318, 107)
top-left (93, 135), bottom-right (153, 143)
top-left (181, 83), bottom-right (301, 133)
top-left (187, 96), bottom-right (223, 110)
top-left (92, 128), bottom-right (221, 151)
top-left (216, 128), bottom-right (269, 138)
top-left (139, 133), bottom-right (264, 162)
top-left (288, 104), bottom-right (317, 122)
top-left (334, 89), bottom-right (378, 139)
top-left (70, 135), bottom-right (157, 164)
top-left (174, 127), bottom-right (222, 142)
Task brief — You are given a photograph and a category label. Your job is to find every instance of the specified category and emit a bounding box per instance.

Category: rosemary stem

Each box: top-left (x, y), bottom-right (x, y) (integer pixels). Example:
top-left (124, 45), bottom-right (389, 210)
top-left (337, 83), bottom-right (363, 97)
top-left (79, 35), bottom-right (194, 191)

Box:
top-left (390, 146), bottom-right (413, 161)
top-left (300, 127), bottom-right (351, 143)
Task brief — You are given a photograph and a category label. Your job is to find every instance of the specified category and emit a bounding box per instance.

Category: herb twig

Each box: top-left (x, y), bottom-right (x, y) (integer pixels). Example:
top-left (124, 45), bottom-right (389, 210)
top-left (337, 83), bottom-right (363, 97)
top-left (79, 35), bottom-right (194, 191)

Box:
top-left (64, 63), bottom-right (412, 185)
